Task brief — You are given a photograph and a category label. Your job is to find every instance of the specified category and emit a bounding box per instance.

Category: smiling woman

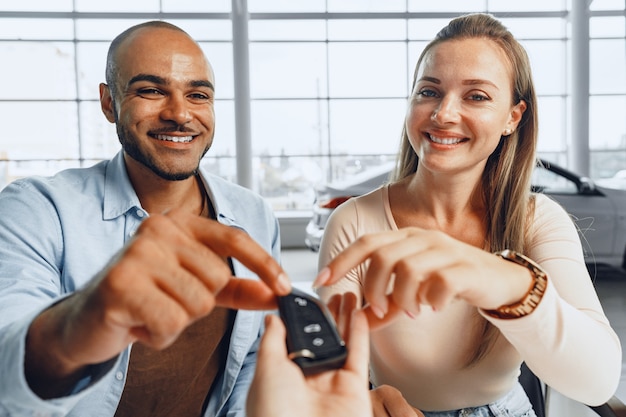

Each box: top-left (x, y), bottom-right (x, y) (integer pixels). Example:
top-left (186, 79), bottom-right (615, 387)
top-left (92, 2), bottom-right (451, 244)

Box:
top-left (315, 13), bottom-right (622, 417)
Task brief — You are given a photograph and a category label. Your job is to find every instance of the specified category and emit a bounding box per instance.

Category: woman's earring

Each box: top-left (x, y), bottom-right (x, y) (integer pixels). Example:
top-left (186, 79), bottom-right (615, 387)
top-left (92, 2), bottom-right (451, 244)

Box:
top-left (503, 129), bottom-right (513, 136)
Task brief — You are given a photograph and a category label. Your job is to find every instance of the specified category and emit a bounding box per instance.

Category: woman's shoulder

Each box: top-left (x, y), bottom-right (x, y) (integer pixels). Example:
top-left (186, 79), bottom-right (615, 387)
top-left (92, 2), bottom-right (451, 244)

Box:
top-left (335, 184), bottom-right (388, 218)
top-left (532, 192), bottom-right (571, 220)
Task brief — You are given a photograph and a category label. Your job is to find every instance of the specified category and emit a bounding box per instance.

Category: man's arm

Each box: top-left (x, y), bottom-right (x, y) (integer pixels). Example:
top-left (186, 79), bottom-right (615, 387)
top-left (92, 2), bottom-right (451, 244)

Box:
top-left (24, 209), bottom-right (291, 399)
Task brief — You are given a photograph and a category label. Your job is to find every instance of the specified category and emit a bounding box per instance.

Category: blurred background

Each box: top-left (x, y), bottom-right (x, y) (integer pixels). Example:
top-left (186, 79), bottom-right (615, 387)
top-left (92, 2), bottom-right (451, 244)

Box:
top-left (1, 0), bottom-right (625, 242)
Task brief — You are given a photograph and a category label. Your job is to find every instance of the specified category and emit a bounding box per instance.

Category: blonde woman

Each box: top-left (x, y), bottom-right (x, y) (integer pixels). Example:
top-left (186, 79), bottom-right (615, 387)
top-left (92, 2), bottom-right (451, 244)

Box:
top-left (315, 13), bottom-right (621, 417)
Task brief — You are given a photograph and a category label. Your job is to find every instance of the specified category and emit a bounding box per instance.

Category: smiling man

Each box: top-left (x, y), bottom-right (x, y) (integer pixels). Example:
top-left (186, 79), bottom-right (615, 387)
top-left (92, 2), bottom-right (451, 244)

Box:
top-left (0, 21), bottom-right (290, 417)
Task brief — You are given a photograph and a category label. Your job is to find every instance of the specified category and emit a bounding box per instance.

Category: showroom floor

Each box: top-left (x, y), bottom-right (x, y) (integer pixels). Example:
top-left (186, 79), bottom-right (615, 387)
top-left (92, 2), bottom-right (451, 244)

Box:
top-left (281, 248), bottom-right (626, 407)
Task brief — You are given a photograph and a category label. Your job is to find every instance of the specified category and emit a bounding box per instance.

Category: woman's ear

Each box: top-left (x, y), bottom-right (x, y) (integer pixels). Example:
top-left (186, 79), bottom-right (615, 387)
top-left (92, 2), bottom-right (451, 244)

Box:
top-left (506, 99), bottom-right (527, 133)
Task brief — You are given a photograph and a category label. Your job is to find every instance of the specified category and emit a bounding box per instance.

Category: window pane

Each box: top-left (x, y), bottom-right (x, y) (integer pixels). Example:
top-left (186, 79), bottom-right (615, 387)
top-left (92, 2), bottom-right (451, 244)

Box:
top-left (212, 100), bottom-right (237, 157)
top-left (328, 0), bottom-right (406, 12)
top-left (199, 43), bottom-right (235, 99)
top-left (76, 19), bottom-right (152, 40)
top-left (502, 18), bottom-right (565, 39)
top-left (408, 18), bottom-right (458, 40)
top-left (522, 40), bottom-right (566, 95)
top-left (253, 155), bottom-right (318, 211)
top-left (251, 100), bottom-right (329, 155)
top-left (250, 43), bottom-right (328, 99)
top-left (0, 18), bottom-right (74, 39)
top-left (590, 39), bottom-right (626, 94)
top-left (79, 101), bottom-right (120, 160)
top-left (328, 20), bottom-right (406, 41)
top-left (169, 20), bottom-right (232, 41)
top-left (408, 0), bottom-right (485, 12)
top-left (590, 16), bottom-right (625, 37)
top-left (200, 156), bottom-right (236, 183)
top-left (329, 99), bottom-right (406, 154)
top-left (162, 0), bottom-right (230, 12)
top-left (77, 42), bottom-right (109, 100)
top-left (75, 0), bottom-right (159, 12)
top-left (329, 42), bottom-right (407, 97)
top-left (536, 97), bottom-right (566, 152)
top-left (488, 0), bottom-right (567, 12)
top-left (0, 0), bottom-right (73, 12)
top-left (0, 42), bottom-right (76, 100)
top-left (590, 96), bottom-right (626, 149)
top-left (0, 102), bottom-right (79, 159)
top-left (248, 0), bottom-right (325, 12)
top-left (250, 20), bottom-right (326, 41)
top-left (590, 0), bottom-right (625, 11)
top-left (408, 41), bottom-right (428, 87)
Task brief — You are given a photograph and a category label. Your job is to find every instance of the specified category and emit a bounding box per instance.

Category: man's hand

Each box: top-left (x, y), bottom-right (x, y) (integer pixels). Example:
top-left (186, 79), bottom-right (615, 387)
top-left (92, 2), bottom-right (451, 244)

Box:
top-left (25, 209), bottom-right (290, 398)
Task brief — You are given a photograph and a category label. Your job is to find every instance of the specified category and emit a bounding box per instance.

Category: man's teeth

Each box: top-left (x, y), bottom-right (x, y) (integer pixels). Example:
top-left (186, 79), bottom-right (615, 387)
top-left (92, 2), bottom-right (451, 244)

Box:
top-left (155, 134), bottom-right (193, 143)
top-left (429, 135), bottom-right (463, 145)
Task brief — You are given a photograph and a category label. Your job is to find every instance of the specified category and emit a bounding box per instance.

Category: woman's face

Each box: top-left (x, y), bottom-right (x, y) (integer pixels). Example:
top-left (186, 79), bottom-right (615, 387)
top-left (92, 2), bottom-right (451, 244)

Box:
top-left (406, 37), bottom-right (525, 177)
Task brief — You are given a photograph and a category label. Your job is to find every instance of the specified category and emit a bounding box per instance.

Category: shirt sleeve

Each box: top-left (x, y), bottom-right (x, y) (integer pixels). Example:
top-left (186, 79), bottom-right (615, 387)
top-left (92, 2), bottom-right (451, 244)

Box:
top-left (0, 181), bottom-right (120, 415)
top-left (480, 194), bottom-right (622, 406)
top-left (316, 197), bottom-right (366, 305)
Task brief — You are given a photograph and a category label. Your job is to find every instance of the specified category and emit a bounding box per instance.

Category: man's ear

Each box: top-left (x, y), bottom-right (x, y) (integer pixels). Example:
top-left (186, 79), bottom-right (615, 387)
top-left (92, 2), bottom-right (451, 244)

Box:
top-left (99, 83), bottom-right (116, 123)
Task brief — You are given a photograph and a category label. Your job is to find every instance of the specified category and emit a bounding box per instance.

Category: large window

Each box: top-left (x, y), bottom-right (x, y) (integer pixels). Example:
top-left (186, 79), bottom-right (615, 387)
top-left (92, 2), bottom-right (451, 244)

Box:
top-left (1, 0), bottom-right (625, 211)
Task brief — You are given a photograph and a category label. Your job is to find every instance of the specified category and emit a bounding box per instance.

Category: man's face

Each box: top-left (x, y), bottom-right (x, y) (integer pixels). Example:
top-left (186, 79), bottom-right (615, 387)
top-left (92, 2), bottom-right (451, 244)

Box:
top-left (103, 27), bottom-right (216, 182)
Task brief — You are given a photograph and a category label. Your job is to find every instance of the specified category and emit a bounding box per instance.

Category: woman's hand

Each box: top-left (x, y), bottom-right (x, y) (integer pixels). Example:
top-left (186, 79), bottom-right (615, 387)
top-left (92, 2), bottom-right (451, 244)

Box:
top-left (371, 385), bottom-right (425, 417)
top-left (314, 228), bottom-right (534, 324)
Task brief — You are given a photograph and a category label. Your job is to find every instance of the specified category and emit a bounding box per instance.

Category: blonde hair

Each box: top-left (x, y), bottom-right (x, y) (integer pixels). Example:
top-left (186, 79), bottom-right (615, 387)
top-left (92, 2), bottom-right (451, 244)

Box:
top-left (394, 13), bottom-right (538, 364)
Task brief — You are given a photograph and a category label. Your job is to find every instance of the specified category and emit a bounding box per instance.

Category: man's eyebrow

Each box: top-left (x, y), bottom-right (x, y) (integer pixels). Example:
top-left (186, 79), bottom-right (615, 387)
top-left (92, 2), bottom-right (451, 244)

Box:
top-left (127, 74), bottom-right (215, 91)
top-left (128, 74), bottom-right (166, 87)
top-left (190, 79), bottom-right (215, 91)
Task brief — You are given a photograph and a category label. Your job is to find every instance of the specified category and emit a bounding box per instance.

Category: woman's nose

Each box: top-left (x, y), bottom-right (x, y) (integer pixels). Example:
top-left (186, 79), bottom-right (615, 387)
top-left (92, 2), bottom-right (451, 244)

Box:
top-left (431, 97), bottom-right (461, 124)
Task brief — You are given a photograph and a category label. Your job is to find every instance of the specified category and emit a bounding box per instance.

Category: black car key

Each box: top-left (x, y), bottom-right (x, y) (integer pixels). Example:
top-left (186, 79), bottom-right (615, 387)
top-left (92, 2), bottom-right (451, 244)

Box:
top-left (277, 287), bottom-right (348, 375)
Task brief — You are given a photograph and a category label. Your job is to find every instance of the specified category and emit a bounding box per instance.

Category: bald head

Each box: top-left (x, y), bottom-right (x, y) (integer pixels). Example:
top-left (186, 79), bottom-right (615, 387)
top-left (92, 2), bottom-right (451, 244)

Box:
top-left (105, 21), bottom-right (206, 101)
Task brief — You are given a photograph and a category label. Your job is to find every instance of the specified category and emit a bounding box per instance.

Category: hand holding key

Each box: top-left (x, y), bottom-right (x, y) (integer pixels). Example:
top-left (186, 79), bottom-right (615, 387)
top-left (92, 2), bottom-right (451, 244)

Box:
top-left (247, 292), bottom-right (372, 417)
top-left (277, 287), bottom-right (347, 375)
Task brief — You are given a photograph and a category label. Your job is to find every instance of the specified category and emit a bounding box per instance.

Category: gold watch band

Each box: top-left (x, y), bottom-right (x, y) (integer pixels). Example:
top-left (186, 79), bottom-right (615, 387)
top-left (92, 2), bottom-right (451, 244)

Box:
top-left (483, 249), bottom-right (548, 319)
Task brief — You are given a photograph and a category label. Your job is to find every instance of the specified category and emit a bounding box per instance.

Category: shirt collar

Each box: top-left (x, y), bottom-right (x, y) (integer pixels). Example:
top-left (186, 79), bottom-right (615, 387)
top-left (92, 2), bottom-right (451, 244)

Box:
top-left (102, 151), bottom-right (241, 228)
top-left (103, 151), bottom-right (143, 220)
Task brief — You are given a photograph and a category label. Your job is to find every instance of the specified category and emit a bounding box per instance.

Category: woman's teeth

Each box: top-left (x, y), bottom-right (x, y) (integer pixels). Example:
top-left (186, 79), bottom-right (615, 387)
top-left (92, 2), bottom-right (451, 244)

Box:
top-left (429, 134), bottom-right (463, 145)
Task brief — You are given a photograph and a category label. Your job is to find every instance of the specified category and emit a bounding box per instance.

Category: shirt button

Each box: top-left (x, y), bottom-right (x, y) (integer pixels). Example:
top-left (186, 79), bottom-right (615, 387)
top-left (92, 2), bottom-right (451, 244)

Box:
top-left (136, 209), bottom-right (145, 218)
top-left (116, 371), bottom-right (124, 380)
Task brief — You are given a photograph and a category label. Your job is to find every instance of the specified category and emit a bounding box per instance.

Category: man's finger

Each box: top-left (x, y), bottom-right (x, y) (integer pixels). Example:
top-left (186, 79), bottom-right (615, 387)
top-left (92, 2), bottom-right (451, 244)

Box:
top-left (215, 278), bottom-right (279, 310)
top-left (172, 211), bottom-right (291, 295)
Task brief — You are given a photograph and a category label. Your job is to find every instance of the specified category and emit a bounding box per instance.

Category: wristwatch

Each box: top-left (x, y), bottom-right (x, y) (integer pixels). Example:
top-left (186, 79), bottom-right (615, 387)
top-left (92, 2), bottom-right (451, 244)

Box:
top-left (483, 249), bottom-right (548, 319)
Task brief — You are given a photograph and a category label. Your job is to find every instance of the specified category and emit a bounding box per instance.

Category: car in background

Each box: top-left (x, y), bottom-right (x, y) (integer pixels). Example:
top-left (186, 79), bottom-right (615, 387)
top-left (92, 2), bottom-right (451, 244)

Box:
top-left (596, 169), bottom-right (626, 190)
top-left (305, 159), bottom-right (626, 270)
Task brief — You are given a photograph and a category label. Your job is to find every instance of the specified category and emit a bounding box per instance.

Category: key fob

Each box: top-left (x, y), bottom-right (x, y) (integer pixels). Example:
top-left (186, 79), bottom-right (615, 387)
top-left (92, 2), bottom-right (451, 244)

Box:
top-left (277, 287), bottom-right (348, 375)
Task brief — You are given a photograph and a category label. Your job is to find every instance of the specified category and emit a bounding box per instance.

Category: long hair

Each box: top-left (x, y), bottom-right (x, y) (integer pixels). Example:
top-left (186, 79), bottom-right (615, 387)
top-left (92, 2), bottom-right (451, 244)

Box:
top-left (393, 13), bottom-right (538, 365)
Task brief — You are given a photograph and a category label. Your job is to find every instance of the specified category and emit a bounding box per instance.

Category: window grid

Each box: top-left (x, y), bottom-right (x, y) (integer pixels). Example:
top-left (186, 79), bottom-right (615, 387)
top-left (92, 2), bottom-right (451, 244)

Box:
top-left (0, 5), bottom-right (624, 211)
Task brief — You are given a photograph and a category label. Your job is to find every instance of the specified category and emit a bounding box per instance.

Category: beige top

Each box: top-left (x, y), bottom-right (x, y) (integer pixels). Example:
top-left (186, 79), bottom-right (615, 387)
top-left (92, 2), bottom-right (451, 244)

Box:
top-left (317, 185), bottom-right (621, 410)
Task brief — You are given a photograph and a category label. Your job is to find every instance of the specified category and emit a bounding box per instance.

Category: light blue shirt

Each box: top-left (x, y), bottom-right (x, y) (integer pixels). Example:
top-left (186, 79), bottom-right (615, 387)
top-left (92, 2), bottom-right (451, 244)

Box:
top-left (0, 151), bottom-right (281, 417)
